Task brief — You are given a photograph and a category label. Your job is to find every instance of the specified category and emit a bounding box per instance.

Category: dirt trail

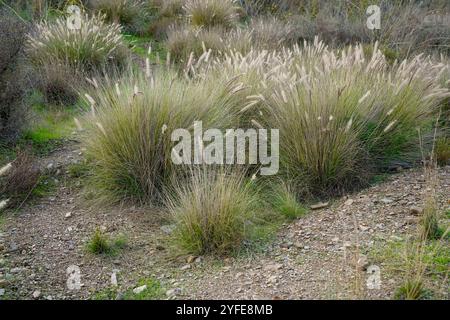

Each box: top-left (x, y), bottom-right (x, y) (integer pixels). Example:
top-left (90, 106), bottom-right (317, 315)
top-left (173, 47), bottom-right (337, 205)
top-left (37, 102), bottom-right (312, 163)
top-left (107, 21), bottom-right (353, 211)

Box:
top-left (0, 142), bottom-right (448, 300)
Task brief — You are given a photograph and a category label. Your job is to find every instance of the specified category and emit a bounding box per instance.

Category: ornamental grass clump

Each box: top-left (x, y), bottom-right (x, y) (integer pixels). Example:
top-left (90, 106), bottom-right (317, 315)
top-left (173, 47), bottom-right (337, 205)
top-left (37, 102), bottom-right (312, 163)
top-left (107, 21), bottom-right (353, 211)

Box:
top-left (195, 39), bottom-right (450, 196)
top-left (82, 68), bottom-right (243, 205)
top-left (26, 13), bottom-right (128, 74)
top-left (183, 0), bottom-right (240, 29)
top-left (166, 168), bottom-right (259, 254)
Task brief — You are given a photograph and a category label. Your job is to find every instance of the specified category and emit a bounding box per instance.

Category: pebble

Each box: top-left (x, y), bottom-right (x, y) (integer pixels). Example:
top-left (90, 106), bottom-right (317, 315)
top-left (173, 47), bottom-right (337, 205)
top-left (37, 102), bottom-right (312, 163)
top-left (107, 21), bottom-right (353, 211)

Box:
top-left (344, 199), bottom-right (354, 206)
top-left (133, 285), bottom-right (147, 294)
top-left (180, 264), bottom-right (191, 271)
top-left (310, 202), bottom-right (329, 210)
top-left (32, 290), bottom-right (41, 299)
top-left (381, 198), bottom-right (394, 204)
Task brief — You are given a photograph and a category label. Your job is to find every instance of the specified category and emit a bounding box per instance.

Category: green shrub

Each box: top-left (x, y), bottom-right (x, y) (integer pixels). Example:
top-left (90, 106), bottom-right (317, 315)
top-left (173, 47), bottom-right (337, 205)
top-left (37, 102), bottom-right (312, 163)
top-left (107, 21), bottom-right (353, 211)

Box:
top-left (435, 137), bottom-right (449, 166)
top-left (86, 229), bottom-right (127, 255)
top-left (82, 69), bottom-right (241, 204)
top-left (270, 183), bottom-right (307, 220)
top-left (86, 228), bottom-right (112, 254)
top-left (183, 0), bottom-right (240, 29)
top-left (394, 280), bottom-right (432, 300)
top-left (166, 168), bottom-right (259, 254)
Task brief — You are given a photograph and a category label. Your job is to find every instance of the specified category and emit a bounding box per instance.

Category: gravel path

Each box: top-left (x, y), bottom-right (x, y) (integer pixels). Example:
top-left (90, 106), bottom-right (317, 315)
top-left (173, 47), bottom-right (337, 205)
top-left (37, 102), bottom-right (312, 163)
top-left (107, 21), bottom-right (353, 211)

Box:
top-left (0, 142), bottom-right (448, 300)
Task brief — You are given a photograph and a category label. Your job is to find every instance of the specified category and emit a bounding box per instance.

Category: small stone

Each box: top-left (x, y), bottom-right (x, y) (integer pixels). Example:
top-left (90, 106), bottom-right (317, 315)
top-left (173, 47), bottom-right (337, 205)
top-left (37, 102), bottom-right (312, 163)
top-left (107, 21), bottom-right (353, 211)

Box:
top-left (111, 272), bottom-right (118, 287)
top-left (356, 255), bottom-right (370, 271)
top-left (194, 256), bottom-right (203, 264)
top-left (410, 206), bottom-right (423, 215)
top-left (293, 242), bottom-right (303, 248)
top-left (0, 289), bottom-right (5, 296)
top-left (180, 264), bottom-right (191, 271)
top-left (381, 198), bottom-right (393, 204)
top-left (10, 267), bottom-right (22, 274)
top-left (186, 256), bottom-right (197, 264)
top-left (310, 202), bottom-right (329, 210)
top-left (133, 285), bottom-right (147, 294)
top-left (264, 263), bottom-right (283, 272)
top-left (344, 199), bottom-right (354, 206)
top-left (32, 290), bottom-right (41, 299)
top-left (64, 212), bottom-right (72, 219)
top-left (160, 225), bottom-right (175, 235)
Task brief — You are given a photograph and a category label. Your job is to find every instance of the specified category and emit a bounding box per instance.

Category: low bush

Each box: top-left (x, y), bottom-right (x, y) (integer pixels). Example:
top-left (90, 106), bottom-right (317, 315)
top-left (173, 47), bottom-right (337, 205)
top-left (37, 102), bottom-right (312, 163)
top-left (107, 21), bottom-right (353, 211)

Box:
top-left (166, 168), bottom-right (259, 254)
top-left (183, 0), bottom-right (240, 29)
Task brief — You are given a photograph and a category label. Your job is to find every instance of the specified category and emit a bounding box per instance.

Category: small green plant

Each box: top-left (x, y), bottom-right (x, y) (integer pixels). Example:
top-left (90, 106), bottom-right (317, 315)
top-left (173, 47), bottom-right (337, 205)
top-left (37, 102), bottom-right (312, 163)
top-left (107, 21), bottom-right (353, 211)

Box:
top-left (271, 183), bottom-right (307, 220)
top-left (83, 68), bottom-right (241, 204)
top-left (86, 229), bottom-right (128, 255)
top-left (92, 277), bottom-right (164, 300)
top-left (166, 168), bottom-right (259, 255)
top-left (123, 278), bottom-right (165, 300)
top-left (87, 228), bottom-right (112, 255)
top-left (394, 280), bottom-right (433, 300)
top-left (68, 162), bottom-right (90, 179)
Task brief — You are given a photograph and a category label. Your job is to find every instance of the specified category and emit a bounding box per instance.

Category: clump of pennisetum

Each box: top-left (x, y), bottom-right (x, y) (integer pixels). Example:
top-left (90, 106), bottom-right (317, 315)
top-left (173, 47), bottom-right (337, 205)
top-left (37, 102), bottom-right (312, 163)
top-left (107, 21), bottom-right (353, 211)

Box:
top-left (183, 0), bottom-right (240, 29)
top-left (192, 38), bottom-right (450, 194)
top-left (26, 13), bottom-right (127, 73)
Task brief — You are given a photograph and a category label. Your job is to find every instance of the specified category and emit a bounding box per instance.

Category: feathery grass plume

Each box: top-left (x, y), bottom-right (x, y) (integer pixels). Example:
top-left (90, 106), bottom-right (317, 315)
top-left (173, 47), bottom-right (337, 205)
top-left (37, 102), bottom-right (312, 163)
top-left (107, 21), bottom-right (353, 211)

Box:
top-left (26, 13), bottom-right (128, 74)
top-left (82, 67), bottom-right (242, 205)
top-left (166, 167), bottom-right (259, 254)
top-left (183, 0), bottom-right (240, 29)
top-left (194, 40), bottom-right (449, 196)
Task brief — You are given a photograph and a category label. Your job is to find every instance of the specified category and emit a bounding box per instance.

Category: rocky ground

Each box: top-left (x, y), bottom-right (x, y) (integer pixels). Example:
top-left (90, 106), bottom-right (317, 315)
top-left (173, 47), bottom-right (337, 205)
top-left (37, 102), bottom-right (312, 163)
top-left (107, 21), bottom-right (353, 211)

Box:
top-left (0, 140), bottom-right (448, 300)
